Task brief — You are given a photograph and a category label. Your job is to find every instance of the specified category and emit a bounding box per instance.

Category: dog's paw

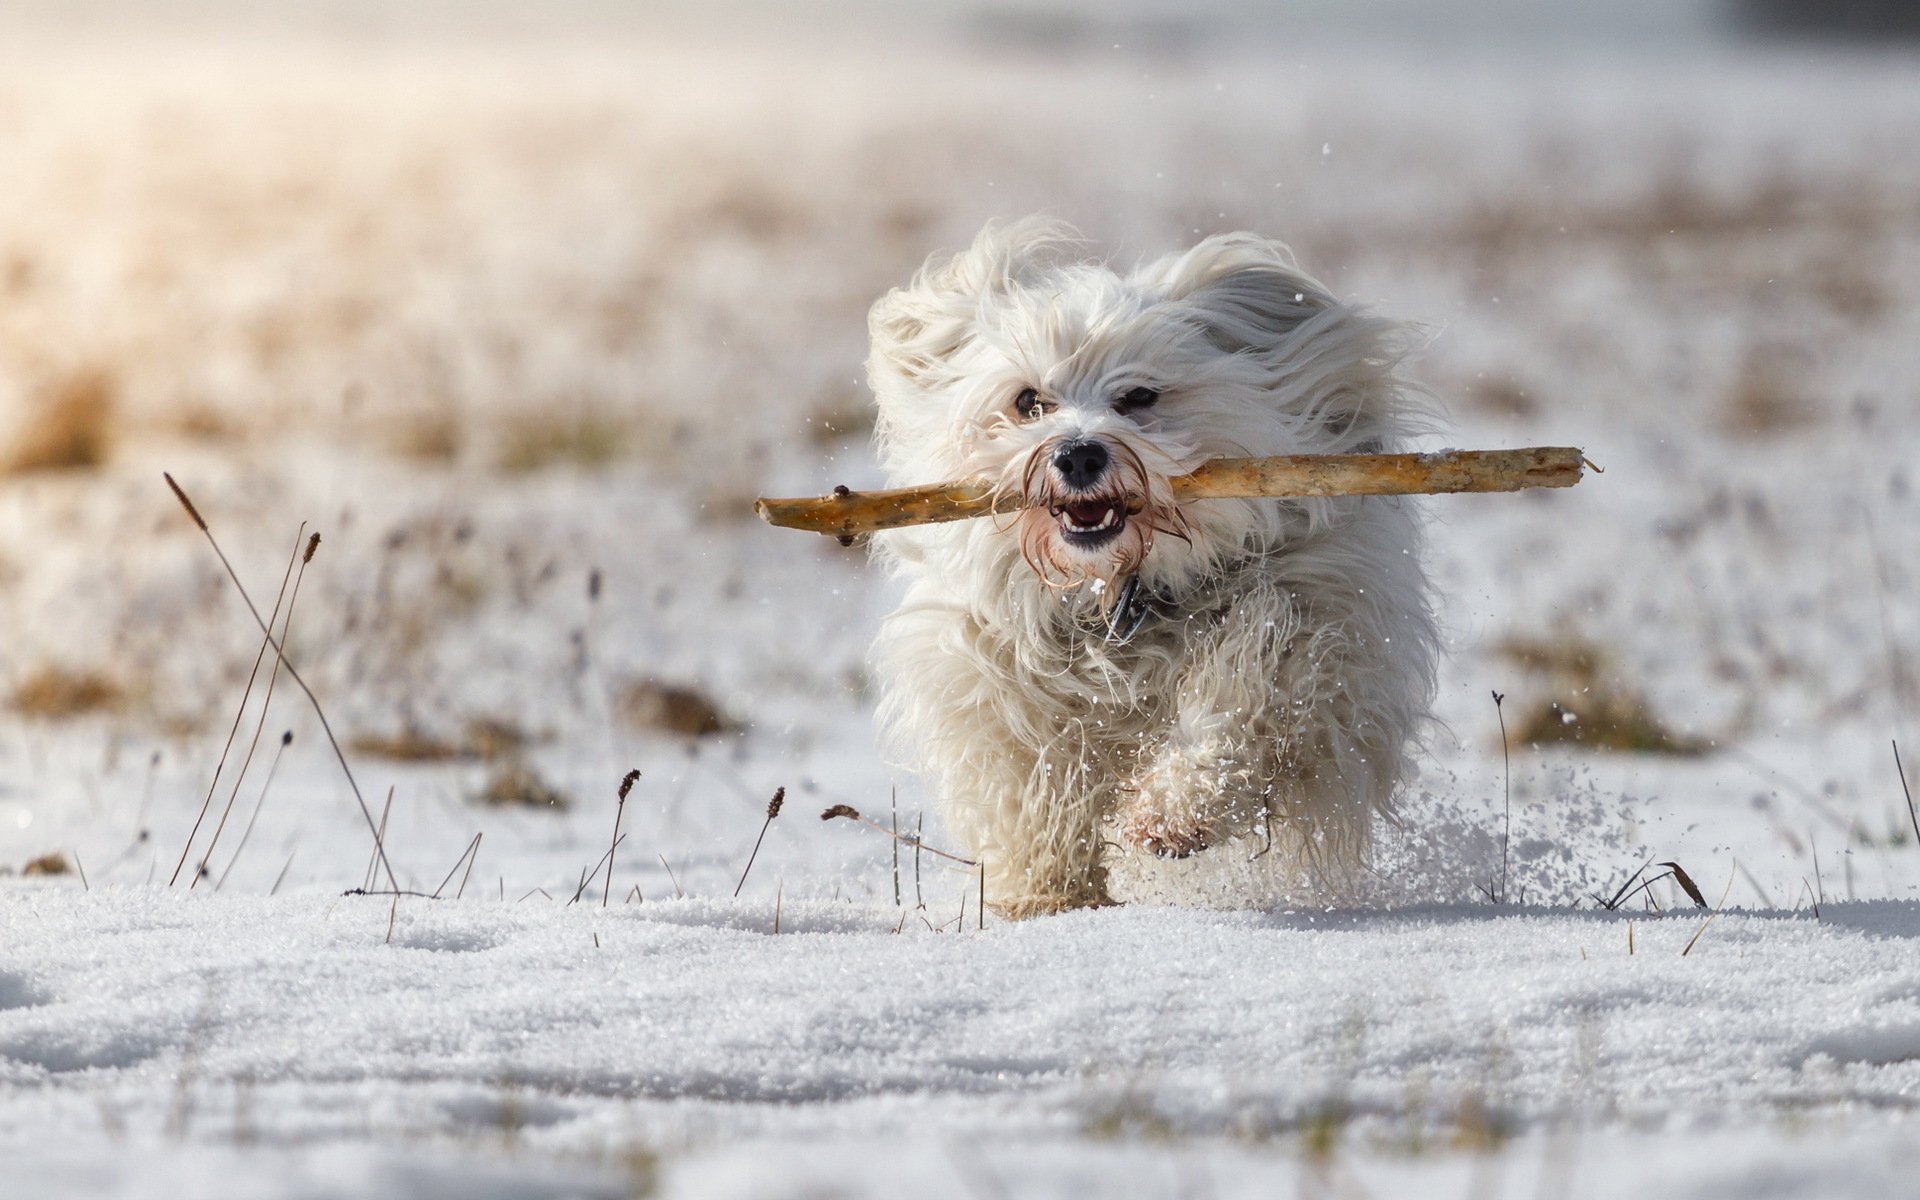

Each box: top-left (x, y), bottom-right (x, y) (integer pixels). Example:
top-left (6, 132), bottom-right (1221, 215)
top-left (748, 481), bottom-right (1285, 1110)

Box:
top-left (1118, 805), bottom-right (1213, 859)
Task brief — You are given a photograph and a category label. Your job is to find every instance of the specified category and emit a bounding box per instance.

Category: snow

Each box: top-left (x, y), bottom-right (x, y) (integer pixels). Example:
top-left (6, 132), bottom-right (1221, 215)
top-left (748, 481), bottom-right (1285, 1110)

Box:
top-left (4, 2), bottom-right (1920, 1195)
top-left (4, 890), bottom-right (1920, 1195)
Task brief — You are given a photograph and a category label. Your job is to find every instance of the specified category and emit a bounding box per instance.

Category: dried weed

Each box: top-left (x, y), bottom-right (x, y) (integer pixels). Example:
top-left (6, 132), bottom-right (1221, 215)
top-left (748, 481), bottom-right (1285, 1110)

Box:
top-left (7, 368), bottom-right (115, 473)
top-left (9, 666), bottom-right (124, 719)
top-left (498, 412), bottom-right (627, 473)
top-left (618, 678), bottom-right (734, 738)
top-left (474, 760), bottom-right (569, 810)
top-left (1498, 635), bottom-right (1712, 755)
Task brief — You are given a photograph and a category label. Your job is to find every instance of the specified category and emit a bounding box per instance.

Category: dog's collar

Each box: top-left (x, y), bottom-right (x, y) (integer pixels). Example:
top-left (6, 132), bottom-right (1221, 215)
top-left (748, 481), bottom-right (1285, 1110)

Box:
top-left (1103, 575), bottom-right (1166, 644)
top-left (1100, 554), bottom-right (1269, 644)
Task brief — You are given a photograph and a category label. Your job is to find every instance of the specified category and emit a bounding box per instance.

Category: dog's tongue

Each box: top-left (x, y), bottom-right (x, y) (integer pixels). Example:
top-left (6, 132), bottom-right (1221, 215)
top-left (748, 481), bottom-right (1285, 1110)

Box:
top-left (1063, 500), bottom-right (1112, 524)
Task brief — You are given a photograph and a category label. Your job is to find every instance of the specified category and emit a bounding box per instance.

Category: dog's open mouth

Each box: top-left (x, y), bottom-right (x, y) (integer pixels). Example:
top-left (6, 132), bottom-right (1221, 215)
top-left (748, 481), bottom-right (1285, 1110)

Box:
top-left (1051, 497), bottom-right (1129, 547)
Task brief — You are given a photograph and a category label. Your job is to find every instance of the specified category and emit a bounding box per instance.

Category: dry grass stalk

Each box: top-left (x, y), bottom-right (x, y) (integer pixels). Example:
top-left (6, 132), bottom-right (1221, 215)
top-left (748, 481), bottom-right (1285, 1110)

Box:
top-left (431, 833), bottom-right (483, 900)
top-left (171, 524), bottom-right (307, 887)
top-left (1659, 861), bottom-right (1710, 909)
top-left (756, 446), bottom-right (1588, 538)
top-left (1896, 741), bottom-right (1918, 847)
top-left (193, 533), bottom-right (320, 888)
top-left (363, 788), bottom-right (395, 893)
top-left (1592, 856), bottom-right (1656, 911)
top-left (605, 769), bottom-right (639, 908)
top-left (1490, 690), bottom-right (1511, 903)
top-left (215, 731), bottom-right (294, 891)
top-left (733, 786), bottom-right (785, 898)
top-left (270, 848), bottom-right (297, 896)
top-left (1681, 866), bottom-right (1739, 956)
top-left (820, 803), bottom-right (977, 866)
top-left (163, 473), bottom-right (400, 892)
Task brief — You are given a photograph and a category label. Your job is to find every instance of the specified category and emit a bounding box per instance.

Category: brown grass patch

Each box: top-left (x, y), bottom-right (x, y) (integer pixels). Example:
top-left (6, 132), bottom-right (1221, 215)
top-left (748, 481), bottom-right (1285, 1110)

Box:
top-left (393, 410), bottom-right (463, 462)
top-left (1498, 635), bottom-right (1712, 756)
top-left (168, 403), bottom-right (240, 442)
top-left (498, 412), bottom-right (626, 472)
top-left (9, 666), bottom-right (123, 719)
top-left (1721, 351), bottom-right (1812, 438)
top-left (21, 852), bottom-right (70, 876)
top-left (463, 717), bottom-right (530, 761)
top-left (1456, 374), bottom-right (1538, 418)
top-left (618, 678), bottom-right (734, 738)
top-left (473, 760), bottom-right (569, 810)
top-left (349, 726), bottom-right (461, 763)
top-left (6, 368), bottom-right (115, 474)
top-left (350, 716), bottom-right (531, 763)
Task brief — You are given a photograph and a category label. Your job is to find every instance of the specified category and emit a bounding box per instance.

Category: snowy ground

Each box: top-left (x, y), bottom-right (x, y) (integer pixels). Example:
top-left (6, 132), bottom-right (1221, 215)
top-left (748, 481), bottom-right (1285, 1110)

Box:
top-left (3, 5), bottom-right (1920, 1196)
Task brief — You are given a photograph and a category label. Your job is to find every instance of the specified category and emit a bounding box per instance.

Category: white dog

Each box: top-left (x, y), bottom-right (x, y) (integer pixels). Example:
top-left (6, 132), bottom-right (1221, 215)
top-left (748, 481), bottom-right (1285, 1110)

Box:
top-left (867, 219), bottom-right (1437, 918)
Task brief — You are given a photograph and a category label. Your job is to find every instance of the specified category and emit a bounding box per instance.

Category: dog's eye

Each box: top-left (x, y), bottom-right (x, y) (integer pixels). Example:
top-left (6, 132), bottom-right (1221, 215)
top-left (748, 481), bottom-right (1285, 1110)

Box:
top-left (1014, 387), bottom-right (1047, 421)
top-left (1115, 386), bottom-right (1159, 413)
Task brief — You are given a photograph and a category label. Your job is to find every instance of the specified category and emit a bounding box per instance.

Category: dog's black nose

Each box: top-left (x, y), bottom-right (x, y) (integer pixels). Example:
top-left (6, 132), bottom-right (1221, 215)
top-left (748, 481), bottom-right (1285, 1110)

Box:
top-left (1051, 440), bottom-right (1110, 490)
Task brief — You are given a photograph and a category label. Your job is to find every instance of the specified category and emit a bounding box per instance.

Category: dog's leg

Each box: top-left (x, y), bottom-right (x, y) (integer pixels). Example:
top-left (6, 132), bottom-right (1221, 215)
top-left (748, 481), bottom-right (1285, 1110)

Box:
top-left (878, 607), bottom-right (1115, 917)
top-left (1119, 578), bottom-right (1415, 869)
top-left (927, 715), bottom-right (1116, 917)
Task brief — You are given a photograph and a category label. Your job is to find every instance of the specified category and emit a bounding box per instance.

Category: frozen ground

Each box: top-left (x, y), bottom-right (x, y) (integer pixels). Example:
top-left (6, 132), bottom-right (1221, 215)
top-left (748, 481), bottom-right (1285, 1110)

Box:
top-left (2, 6), bottom-right (1919, 1197)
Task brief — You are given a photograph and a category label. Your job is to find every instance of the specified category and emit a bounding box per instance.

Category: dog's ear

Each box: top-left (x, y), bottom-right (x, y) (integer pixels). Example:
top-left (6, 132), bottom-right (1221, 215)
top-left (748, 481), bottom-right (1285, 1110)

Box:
top-left (1138, 233), bottom-right (1412, 445)
top-left (868, 217), bottom-right (1081, 396)
top-left (1136, 233), bottom-right (1336, 354)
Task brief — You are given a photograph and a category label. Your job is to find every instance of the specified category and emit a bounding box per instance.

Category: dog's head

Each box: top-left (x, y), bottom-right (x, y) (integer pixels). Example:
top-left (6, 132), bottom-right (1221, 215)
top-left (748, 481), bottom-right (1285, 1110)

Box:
top-left (868, 219), bottom-right (1414, 599)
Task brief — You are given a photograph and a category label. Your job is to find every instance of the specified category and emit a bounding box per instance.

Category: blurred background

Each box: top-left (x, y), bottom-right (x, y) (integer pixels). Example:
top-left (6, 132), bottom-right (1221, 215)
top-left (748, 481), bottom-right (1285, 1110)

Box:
top-left (1, 0), bottom-right (1916, 902)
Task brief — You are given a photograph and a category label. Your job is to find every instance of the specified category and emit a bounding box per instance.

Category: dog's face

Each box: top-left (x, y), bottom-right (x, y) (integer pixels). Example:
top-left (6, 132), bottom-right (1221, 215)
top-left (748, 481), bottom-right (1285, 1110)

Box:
top-left (868, 220), bottom-right (1405, 598)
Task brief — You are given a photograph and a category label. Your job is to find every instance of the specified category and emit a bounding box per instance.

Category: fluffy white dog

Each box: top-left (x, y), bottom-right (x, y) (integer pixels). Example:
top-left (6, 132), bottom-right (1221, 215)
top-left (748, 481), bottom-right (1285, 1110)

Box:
top-left (867, 219), bottom-right (1437, 918)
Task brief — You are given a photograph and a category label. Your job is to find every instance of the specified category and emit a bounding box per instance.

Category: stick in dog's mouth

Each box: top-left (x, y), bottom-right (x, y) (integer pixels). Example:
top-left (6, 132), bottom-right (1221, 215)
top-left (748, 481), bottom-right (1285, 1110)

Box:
top-left (754, 446), bottom-right (1588, 541)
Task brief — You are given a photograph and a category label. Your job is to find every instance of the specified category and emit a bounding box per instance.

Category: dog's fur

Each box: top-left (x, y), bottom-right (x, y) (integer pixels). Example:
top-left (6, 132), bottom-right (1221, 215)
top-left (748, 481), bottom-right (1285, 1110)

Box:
top-left (867, 219), bottom-right (1437, 918)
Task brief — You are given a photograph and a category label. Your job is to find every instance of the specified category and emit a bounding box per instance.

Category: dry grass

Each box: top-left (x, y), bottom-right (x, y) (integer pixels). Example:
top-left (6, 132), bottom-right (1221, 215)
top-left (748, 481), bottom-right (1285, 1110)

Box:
top-left (1498, 635), bottom-right (1711, 755)
top-left (393, 410), bottom-right (464, 462)
top-left (1457, 374), bottom-right (1539, 418)
top-left (348, 726), bottom-right (464, 763)
top-left (6, 368), bottom-right (115, 474)
top-left (618, 678), bottom-right (735, 738)
top-left (1721, 349), bottom-right (1812, 438)
top-left (498, 412), bottom-right (627, 473)
top-left (474, 760), bottom-right (570, 810)
top-left (350, 716), bottom-right (531, 763)
top-left (22, 852), bottom-right (71, 876)
top-left (166, 403), bottom-right (241, 443)
top-left (9, 666), bottom-right (123, 719)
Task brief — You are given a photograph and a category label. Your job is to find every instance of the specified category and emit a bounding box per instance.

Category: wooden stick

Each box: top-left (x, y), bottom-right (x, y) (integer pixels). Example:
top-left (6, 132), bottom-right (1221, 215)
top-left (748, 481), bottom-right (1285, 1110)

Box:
top-left (755, 446), bottom-right (1586, 539)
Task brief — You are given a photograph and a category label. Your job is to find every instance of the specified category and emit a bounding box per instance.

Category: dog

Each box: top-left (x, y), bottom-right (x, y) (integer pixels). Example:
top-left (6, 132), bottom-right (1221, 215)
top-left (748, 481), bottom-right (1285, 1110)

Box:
top-left (866, 219), bottom-right (1437, 918)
